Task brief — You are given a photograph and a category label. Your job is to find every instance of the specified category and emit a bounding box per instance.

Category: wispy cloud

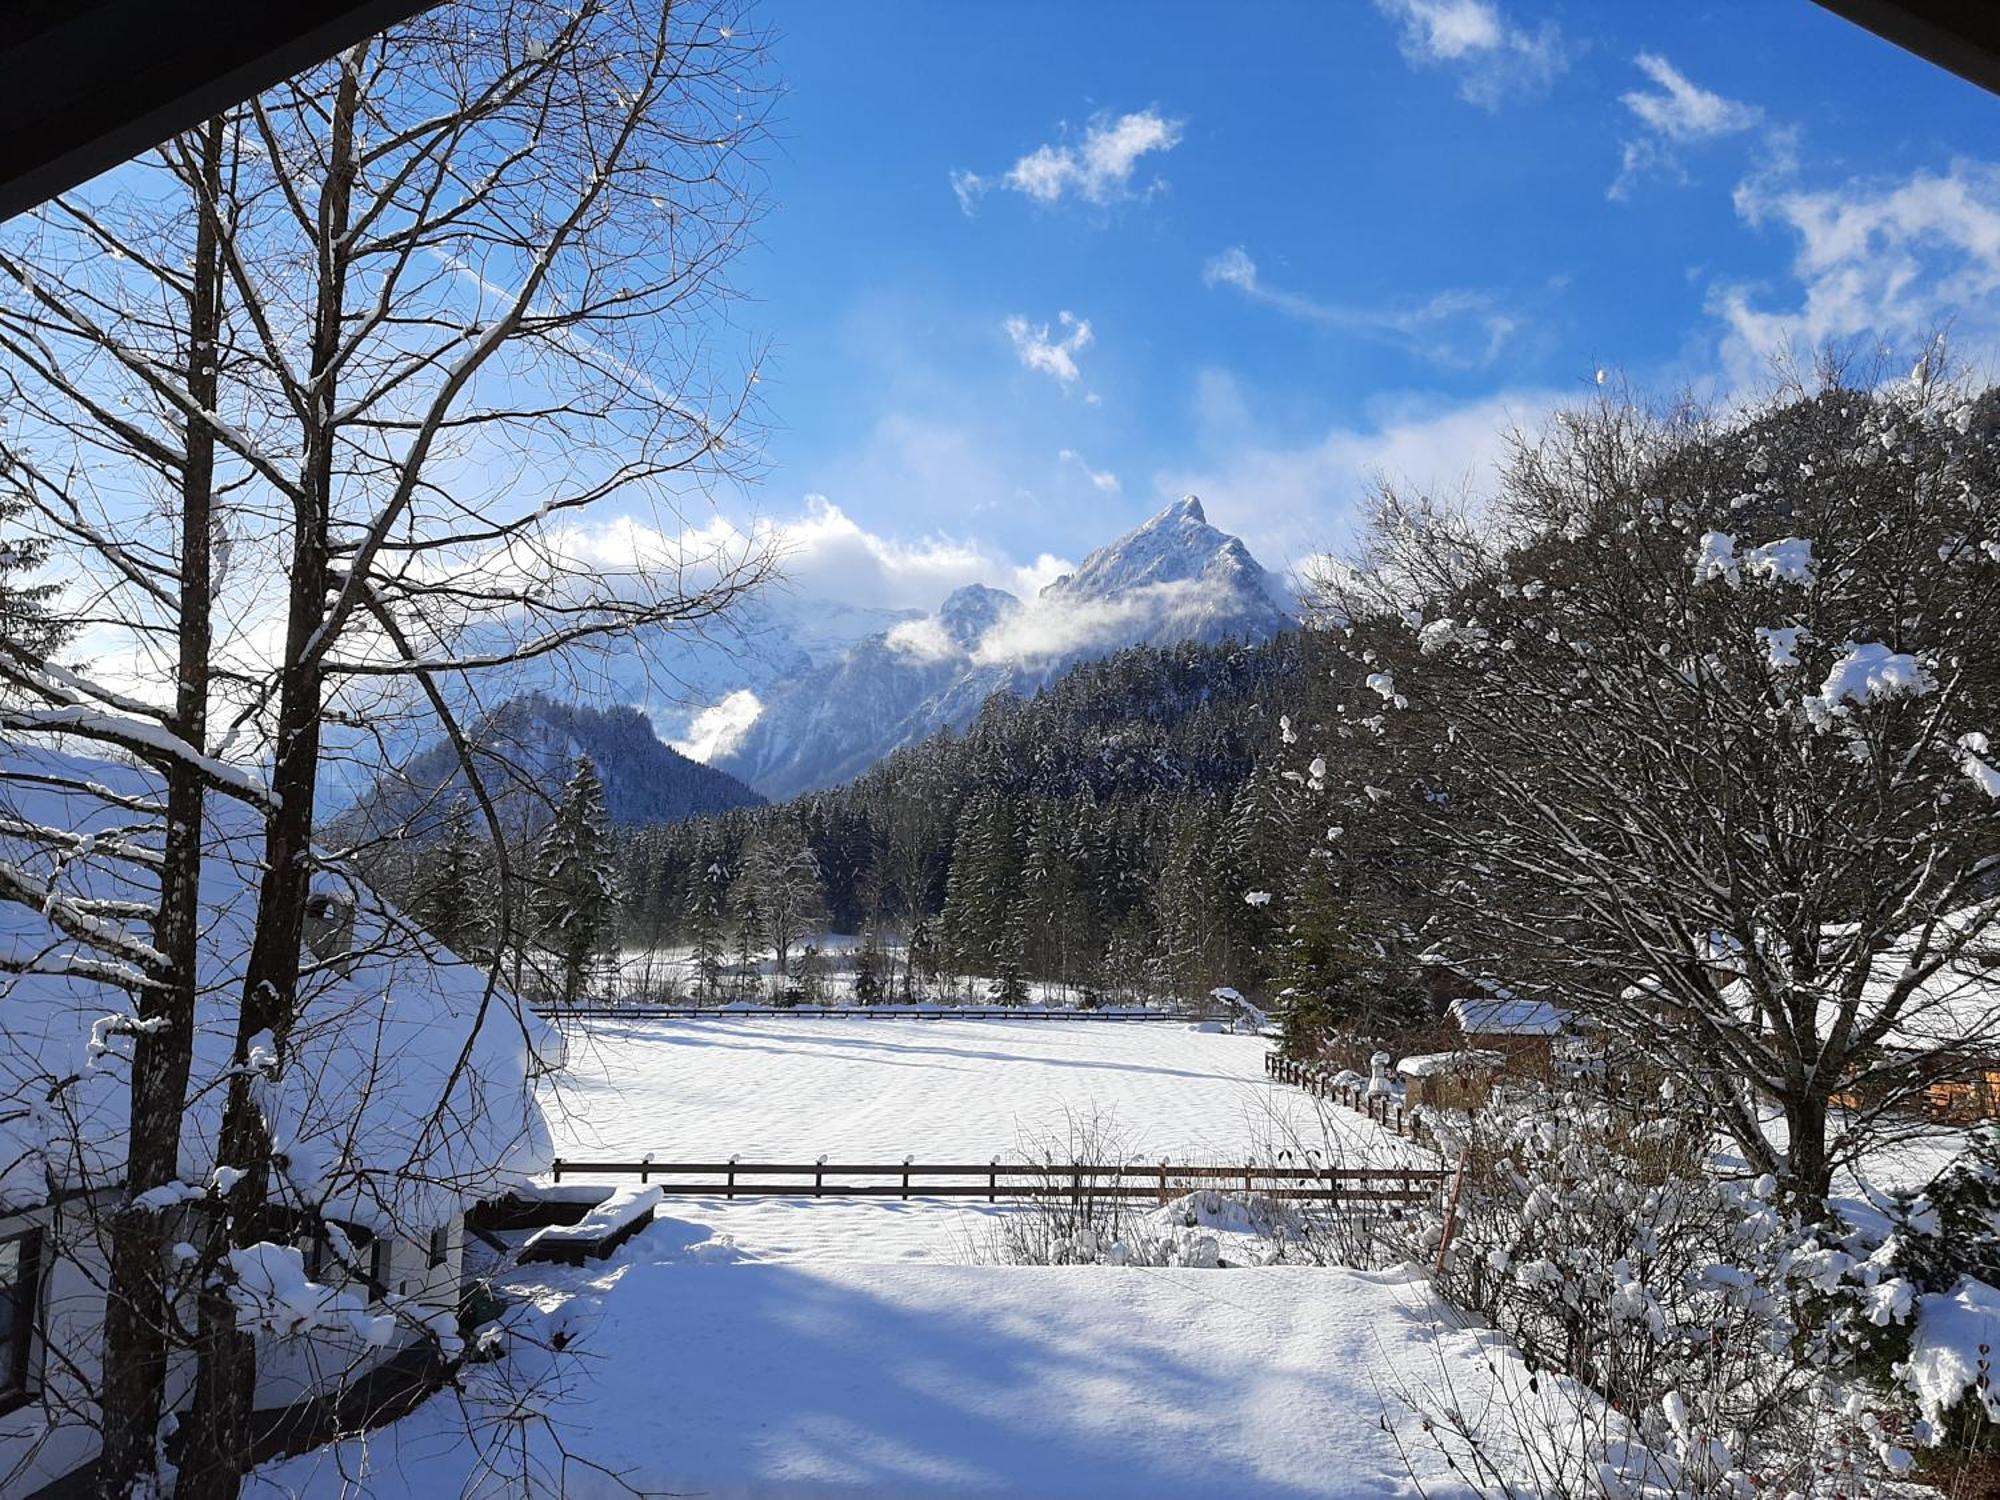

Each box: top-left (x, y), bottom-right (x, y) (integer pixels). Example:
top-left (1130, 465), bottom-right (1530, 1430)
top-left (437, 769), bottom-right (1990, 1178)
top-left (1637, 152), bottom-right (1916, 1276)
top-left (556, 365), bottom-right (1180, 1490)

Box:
top-left (953, 109), bottom-right (1184, 213)
top-left (1058, 448), bottom-right (1121, 493)
top-left (968, 577), bottom-right (1252, 667)
top-left (1373, 0), bottom-right (1566, 109)
top-left (1163, 371), bottom-right (1569, 579)
top-left (1203, 247), bottom-right (1518, 368)
top-left (1716, 155), bottom-right (2000, 384)
top-left (1006, 310), bottom-right (1094, 387)
top-left (1611, 53), bottom-right (1762, 199)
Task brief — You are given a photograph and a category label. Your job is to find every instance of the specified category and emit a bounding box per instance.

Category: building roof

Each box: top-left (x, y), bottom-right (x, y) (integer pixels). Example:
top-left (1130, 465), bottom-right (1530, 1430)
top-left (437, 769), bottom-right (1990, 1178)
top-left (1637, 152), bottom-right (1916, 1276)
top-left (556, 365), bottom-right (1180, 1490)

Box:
top-left (1448, 995), bottom-right (1568, 1037)
top-left (1397, 1050), bottom-right (1506, 1079)
top-left (0, 744), bottom-right (555, 1226)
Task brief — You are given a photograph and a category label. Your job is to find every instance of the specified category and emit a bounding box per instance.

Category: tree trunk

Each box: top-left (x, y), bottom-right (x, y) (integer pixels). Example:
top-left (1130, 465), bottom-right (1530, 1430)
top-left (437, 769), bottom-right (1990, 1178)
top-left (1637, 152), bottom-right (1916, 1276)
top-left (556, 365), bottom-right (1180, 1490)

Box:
top-left (96, 112), bottom-right (225, 1500)
top-left (1782, 1086), bottom-right (1834, 1211)
top-left (178, 61), bottom-right (359, 1500)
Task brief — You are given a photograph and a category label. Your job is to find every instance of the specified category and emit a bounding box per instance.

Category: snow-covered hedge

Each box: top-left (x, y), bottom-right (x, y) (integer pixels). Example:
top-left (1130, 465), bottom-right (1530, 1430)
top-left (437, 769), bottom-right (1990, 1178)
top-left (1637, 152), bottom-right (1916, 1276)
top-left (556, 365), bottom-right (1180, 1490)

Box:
top-left (1422, 1097), bottom-right (1921, 1496)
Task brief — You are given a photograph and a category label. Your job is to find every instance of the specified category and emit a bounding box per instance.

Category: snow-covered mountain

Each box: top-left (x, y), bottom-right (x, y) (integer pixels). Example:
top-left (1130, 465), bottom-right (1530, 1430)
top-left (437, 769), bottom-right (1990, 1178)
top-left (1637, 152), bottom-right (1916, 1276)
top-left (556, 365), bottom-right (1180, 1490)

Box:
top-left (316, 592), bottom-right (914, 810)
top-left (711, 496), bottom-right (1292, 799)
top-left (340, 692), bottom-right (763, 842)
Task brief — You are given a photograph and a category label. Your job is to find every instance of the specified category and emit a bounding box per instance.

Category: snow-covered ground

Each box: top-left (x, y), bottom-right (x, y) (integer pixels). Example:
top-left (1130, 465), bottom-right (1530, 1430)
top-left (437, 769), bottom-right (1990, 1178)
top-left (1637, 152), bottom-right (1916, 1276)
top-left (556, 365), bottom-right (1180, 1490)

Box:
top-left (251, 1020), bottom-right (1476, 1497)
top-left (542, 1017), bottom-right (1428, 1262)
top-left (255, 1244), bottom-right (1555, 1500)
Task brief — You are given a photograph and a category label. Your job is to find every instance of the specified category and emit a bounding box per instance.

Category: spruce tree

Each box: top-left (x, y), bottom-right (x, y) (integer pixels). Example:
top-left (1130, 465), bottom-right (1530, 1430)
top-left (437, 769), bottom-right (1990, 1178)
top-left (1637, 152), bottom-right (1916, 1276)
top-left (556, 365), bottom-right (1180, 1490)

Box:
top-left (534, 755), bottom-right (619, 1004)
top-left (415, 796), bottom-right (490, 959)
top-left (852, 924), bottom-right (885, 1003)
top-left (685, 850), bottom-right (729, 1000)
top-left (0, 495), bottom-right (73, 671)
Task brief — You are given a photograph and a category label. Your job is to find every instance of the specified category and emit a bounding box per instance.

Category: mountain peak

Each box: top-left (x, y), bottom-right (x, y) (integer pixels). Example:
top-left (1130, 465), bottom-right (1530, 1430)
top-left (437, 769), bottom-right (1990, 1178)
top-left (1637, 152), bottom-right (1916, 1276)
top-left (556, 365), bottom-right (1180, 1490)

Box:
top-left (1162, 493), bottom-right (1206, 525)
top-left (937, 583), bottom-right (1019, 649)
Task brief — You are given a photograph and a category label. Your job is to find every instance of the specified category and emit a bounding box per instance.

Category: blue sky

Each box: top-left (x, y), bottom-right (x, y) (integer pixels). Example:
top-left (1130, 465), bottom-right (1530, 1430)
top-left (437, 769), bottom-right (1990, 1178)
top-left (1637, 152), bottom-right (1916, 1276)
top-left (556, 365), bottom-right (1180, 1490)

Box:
top-left (713, 0), bottom-right (2000, 606)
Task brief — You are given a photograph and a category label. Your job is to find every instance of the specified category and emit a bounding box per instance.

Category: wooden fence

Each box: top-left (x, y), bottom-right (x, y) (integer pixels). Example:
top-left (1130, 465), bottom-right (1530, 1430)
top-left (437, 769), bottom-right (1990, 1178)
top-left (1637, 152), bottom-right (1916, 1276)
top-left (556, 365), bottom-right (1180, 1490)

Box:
top-left (1265, 1052), bottom-right (1437, 1147)
top-left (541, 1005), bottom-right (1204, 1023)
top-left (542, 1157), bottom-right (1449, 1205)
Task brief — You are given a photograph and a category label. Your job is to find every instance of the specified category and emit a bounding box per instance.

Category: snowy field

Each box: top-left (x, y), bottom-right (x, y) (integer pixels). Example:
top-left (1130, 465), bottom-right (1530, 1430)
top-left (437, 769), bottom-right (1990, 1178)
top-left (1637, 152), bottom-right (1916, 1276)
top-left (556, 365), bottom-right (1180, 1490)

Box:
top-left (540, 1016), bottom-right (1432, 1262)
top-left (541, 1016), bottom-right (1427, 1261)
top-left (256, 1248), bottom-right (1557, 1500)
top-left (251, 1020), bottom-right (1472, 1497)
top-left (548, 1016), bottom-right (1317, 1160)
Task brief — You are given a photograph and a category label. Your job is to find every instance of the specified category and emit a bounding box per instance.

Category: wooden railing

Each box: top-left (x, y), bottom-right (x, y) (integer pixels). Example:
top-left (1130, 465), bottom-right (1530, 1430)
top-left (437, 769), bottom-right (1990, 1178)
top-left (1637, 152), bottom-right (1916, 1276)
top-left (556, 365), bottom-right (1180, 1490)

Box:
top-left (1265, 1051), bottom-right (1435, 1146)
top-left (542, 1157), bottom-right (1449, 1205)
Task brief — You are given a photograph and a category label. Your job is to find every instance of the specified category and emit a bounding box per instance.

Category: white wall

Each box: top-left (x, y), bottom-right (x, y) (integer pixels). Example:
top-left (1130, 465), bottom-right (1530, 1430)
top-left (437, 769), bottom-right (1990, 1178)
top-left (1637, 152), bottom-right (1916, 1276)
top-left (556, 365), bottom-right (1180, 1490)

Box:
top-left (0, 1196), bottom-right (114, 1498)
top-left (0, 1202), bottom-right (464, 1493)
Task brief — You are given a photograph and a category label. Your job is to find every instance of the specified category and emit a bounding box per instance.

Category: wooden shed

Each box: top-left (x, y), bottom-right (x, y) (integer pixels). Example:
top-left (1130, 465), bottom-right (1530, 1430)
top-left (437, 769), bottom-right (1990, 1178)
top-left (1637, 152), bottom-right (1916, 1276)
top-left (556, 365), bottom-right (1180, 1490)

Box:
top-left (1397, 1049), bottom-right (1507, 1110)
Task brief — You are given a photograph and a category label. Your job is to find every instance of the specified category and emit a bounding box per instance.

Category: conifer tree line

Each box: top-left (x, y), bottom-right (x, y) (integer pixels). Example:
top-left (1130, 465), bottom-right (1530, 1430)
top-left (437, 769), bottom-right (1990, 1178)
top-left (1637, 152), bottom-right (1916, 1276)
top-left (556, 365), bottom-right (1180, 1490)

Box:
top-left (605, 635), bottom-right (1326, 1004)
top-left (370, 754), bottom-right (623, 1005)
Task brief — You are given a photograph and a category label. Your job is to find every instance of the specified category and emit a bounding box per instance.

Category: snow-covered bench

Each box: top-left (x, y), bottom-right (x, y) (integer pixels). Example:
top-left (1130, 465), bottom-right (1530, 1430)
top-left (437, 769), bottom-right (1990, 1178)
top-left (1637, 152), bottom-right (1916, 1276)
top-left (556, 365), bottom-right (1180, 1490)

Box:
top-left (467, 1181), bottom-right (615, 1231)
top-left (518, 1186), bottom-right (662, 1266)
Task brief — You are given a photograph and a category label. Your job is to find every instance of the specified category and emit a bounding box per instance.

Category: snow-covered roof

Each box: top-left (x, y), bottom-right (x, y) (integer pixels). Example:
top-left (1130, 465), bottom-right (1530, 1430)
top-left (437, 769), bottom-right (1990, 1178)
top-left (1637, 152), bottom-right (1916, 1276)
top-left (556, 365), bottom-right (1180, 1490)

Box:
top-left (1396, 1050), bottom-right (1506, 1079)
top-left (1448, 995), bottom-right (1568, 1037)
top-left (0, 745), bottom-right (556, 1225)
top-left (1841, 907), bottom-right (2000, 1057)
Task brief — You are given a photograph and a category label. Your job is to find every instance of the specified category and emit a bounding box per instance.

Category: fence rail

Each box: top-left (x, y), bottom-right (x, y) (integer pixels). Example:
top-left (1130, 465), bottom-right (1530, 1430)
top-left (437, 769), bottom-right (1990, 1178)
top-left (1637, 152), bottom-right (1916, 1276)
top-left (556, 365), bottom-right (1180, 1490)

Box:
top-left (541, 1005), bottom-right (1206, 1023)
top-left (542, 1157), bottom-right (1450, 1204)
top-left (1265, 1051), bottom-right (1437, 1146)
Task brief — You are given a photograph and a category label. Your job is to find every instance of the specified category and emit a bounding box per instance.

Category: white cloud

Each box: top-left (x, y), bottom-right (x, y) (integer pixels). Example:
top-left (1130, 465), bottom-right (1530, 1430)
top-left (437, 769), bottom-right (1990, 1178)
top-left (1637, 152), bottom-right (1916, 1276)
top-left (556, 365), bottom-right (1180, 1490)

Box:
top-left (1014, 552), bottom-right (1074, 594)
top-left (1162, 373), bottom-right (1569, 582)
top-left (1716, 156), bottom-right (2000, 385)
top-left (1006, 310), bottom-right (1094, 387)
top-left (1203, 247), bottom-right (1519, 367)
top-left (671, 688), bottom-right (763, 761)
top-left (772, 495), bottom-right (1029, 610)
top-left (953, 109), bottom-right (1183, 212)
top-left (1058, 448), bottom-right (1121, 493)
top-left (883, 615), bottom-right (964, 665)
top-left (968, 578), bottom-right (1247, 667)
top-left (1611, 53), bottom-right (1762, 200)
top-left (1621, 53), bottom-right (1760, 142)
top-left (1373, 0), bottom-right (1567, 109)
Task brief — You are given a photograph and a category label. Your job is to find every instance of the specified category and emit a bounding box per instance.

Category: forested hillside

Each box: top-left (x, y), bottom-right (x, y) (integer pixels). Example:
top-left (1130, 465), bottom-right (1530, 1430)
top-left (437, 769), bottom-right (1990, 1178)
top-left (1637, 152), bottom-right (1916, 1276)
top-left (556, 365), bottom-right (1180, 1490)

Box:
top-left (616, 632), bottom-right (1322, 1001)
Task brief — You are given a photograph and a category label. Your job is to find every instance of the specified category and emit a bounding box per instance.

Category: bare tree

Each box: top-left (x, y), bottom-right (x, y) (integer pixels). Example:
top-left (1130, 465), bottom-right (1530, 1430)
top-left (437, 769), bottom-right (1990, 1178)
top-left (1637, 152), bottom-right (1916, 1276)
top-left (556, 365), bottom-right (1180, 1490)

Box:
top-left (1303, 369), bottom-right (2000, 1205)
top-left (733, 817), bottom-right (826, 985)
top-left (0, 2), bottom-right (775, 1494)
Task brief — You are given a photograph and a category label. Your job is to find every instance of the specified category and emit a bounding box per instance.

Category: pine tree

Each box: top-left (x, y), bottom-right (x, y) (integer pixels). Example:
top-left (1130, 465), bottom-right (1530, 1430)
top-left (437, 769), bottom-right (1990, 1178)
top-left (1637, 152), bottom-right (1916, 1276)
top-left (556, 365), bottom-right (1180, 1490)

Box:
top-left (685, 850), bottom-right (729, 1000)
top-left (0, 494), bottom-right (73, 671)
top-left (730, 885), bottom-right (762, 1000)
top-left (941, 790), bottom-right (1019, 981)
top-left (415, 796), bottom-right (490, 959)
top-left (852, 924), bottom-right (886, 1003)
top-left (991, 903), bottom-right (1030, 1004)
top-left (534, 755), bottom-right (619, 1004)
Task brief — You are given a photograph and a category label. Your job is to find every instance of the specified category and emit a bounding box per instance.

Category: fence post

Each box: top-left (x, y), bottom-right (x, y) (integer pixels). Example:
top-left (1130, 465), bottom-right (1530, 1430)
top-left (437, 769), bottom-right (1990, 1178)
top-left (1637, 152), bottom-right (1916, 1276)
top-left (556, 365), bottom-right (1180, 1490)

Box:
top-left (1243, 1162), bottom-right (1253, 1197)
top-left (902, 1155), bottom-right (912, 1201)
top-left (552, 1158), bottom-right (563, 1184)
top-left (642, 1151), bottom-right (654, 1185)
top-left (1159, 1160), bottom-right (1168, 1204)
top-left (815, 1154), bottom-right (827, 1199)
top-left (727, 1154), bottom-right (738, 1201)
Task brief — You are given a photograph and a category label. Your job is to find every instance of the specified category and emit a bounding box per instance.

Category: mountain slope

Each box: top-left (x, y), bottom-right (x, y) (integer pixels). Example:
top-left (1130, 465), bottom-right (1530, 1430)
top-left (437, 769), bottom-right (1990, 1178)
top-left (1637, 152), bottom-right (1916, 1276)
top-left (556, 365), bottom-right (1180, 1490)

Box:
top-left (712, 497), bottom-right (1291, 799)
top-left (343, 692), bottom-right (764, 842)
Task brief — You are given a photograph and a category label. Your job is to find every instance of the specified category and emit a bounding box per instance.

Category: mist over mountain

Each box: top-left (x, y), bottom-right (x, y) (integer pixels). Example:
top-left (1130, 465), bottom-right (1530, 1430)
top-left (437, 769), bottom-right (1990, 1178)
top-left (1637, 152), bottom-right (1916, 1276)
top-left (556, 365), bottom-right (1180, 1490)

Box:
top-left (710, 496), bottom-right (1293, 799)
